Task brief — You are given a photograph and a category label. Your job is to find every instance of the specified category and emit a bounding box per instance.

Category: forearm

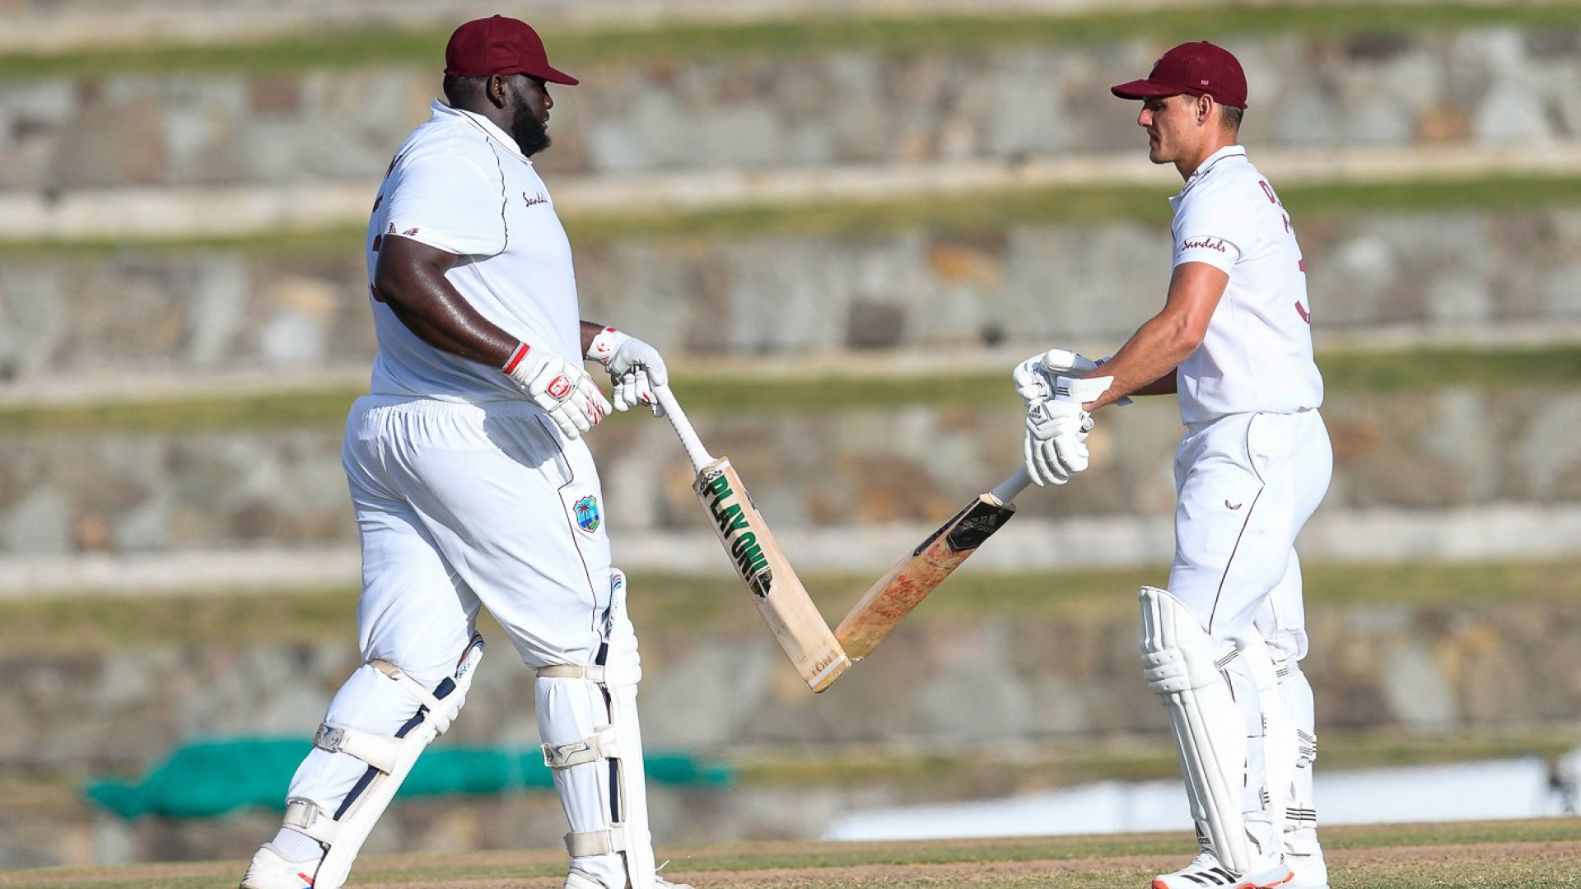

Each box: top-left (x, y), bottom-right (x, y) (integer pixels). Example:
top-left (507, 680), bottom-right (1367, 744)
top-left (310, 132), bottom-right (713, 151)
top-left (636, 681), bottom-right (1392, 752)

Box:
top-left (375, 239), bottom-right (518, 367)
top-left (385, 288), bottom-right (517, 366)
top-left (580, 320), bottom-right (607, 358)
top-left (1085, 314), bottom-right (1196, 409)
top-left (1131, 370), bottom-right (1179, 397)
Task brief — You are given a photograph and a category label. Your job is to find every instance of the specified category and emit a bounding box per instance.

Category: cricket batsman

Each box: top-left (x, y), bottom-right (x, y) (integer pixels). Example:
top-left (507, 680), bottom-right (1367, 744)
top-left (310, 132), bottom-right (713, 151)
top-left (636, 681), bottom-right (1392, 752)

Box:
top-left (240, 15), bottom-right (694, 889)
top-left (1013, 41), bottom-right (1331, 889)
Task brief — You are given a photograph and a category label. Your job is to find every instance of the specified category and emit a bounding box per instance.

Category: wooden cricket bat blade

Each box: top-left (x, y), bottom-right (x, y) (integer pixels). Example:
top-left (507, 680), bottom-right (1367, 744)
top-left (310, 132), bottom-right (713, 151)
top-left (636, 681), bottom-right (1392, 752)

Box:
top-left (835, 493), bottom-right (1018, 661)
top-left (694, 457), bottom-right (851, 692)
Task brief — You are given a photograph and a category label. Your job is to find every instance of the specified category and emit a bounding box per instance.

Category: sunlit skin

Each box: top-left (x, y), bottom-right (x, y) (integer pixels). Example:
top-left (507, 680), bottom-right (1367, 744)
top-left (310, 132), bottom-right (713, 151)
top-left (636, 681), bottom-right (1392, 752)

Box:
top-left (1077, 91), bottom-right (1239, 410)
top-left (1137, 92), bottom-right (1234, 180)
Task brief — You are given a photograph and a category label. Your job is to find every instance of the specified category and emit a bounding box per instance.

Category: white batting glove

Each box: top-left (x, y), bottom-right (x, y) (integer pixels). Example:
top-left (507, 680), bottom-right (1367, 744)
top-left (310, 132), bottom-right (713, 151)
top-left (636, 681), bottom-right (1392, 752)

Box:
top-left (1024, 375), bottom-right (1112, 487)
top-left (1012, 348), bottom-right (1130, 409)
top-left (586, 326), bottom-right (669, 416)
top-left (502, 343), bottom-right (612, 440)
top-left (1012, 348), bottom-right (1100, 408)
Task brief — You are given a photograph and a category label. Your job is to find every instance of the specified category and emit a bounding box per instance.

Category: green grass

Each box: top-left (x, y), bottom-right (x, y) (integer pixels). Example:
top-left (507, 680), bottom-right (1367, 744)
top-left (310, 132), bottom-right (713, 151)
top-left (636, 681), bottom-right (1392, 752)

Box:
top-left (2, 821), bottom-right (1579, 888)
top-left (3, 3), bottom-right (1578, 79)
top-left (0, 345), bottom-right (1574, 436)
top-left (10, 175), bottom-right (1581, 258)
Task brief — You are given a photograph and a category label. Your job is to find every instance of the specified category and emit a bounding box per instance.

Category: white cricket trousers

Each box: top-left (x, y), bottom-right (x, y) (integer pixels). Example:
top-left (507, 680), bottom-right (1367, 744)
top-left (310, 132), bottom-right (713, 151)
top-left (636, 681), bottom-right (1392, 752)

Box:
top-left (1168, 408), bottom-right (1331, 649)
top-left (285, 394), bottom-right (613, 810)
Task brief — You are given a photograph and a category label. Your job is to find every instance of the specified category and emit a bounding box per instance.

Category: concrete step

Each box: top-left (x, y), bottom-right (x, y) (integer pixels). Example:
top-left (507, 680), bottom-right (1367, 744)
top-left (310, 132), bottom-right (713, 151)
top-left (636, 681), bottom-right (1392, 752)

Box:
top-left (4, 504), bottom-right (1580, 598)
top-left (8, 144), bottom-right (1581, 241)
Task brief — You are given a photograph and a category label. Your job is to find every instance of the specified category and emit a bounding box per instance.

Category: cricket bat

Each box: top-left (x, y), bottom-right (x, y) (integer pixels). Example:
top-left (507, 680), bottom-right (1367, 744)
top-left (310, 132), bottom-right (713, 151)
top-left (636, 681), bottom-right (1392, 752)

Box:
top-left (835, 468), bottom-right (1032, 661)
top-left (653, 385), bottom-right (851, 693)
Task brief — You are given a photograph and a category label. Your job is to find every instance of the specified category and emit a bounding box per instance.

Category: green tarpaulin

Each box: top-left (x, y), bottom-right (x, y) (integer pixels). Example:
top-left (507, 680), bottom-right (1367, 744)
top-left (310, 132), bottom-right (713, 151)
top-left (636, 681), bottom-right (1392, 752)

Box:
top-left (86, 737), bottom-right (732, 820)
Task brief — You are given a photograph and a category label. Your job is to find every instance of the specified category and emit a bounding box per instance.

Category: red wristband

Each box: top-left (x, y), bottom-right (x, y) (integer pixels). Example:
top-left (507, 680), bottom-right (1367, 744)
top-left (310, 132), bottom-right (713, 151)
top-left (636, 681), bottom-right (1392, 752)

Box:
top-left (502, 342), bottom-right (531, 375)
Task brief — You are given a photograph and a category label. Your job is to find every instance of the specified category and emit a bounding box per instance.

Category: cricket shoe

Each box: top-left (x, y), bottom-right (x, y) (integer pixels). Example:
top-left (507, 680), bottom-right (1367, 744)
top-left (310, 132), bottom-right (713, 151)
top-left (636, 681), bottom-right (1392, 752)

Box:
top-left (1284, 851), bottom-right (1328, 889)
top-left (563, 868), bottom-right (696, 889)
top-left (239, 843), bottom-right (321, 889)
top-left (1152, 850), bottom-right (1293, 889)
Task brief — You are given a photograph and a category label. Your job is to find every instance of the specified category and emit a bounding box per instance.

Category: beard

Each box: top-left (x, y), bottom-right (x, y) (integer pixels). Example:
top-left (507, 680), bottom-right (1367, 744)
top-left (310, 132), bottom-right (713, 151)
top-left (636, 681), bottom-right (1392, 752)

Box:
top-left (510, 102), bottom-right (551, 157)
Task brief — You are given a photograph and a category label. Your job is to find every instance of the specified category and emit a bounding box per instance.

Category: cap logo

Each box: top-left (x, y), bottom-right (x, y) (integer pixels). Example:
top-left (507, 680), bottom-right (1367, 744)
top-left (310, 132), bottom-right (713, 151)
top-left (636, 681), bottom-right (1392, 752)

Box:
top-left (1200, 79), bottom-right (1210, 85)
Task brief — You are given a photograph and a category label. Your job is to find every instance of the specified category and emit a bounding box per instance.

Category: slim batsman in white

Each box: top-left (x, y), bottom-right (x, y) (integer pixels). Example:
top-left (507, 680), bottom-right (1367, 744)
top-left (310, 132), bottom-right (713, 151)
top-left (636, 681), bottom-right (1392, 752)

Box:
top-left (1013, 41), bottom-right (1330, 889)
top-left (240, 15), bottom-right (693, 889)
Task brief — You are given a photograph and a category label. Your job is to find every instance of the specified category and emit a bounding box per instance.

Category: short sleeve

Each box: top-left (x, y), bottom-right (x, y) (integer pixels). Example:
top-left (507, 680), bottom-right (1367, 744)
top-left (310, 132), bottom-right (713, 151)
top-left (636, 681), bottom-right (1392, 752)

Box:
top-left (1172, 186), bottom-right (1254, 274)
top-left (382, 154), bottom-right (507, 257)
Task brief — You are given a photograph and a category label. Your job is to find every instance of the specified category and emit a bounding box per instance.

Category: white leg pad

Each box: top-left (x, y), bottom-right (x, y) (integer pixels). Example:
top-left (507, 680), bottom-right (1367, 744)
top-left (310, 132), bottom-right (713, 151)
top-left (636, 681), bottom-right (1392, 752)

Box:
top-left (538, 568), bottom-right (657, 889)
top-left (308, 634), bottom-right (484, 889)
top-left (1139, 585), bottom-right (1253, 876)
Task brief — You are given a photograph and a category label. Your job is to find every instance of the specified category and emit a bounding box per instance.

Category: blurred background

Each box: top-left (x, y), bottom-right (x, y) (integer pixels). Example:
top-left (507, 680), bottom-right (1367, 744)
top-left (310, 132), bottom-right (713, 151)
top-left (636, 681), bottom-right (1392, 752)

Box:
top-left (1, 0), bottom-right (1579, 871)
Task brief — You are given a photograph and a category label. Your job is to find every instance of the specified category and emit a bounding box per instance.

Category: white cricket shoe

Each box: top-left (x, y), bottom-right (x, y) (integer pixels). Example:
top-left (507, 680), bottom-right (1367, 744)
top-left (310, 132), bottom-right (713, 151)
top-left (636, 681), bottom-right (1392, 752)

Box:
top-left (564, 866), bottom-right (697, 889)
top-left (239, 844), bottom-right (322, 889)
top-left (1152, 850), bottom-right (1294, 889)
top-left (1284, 851), bottom-right (1328, 889)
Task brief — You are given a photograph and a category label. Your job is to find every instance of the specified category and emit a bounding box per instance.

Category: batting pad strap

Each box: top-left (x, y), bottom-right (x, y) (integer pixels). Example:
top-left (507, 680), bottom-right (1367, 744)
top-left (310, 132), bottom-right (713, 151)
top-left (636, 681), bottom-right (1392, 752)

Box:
top-left (373, 659), bottom-right (462, 735)
top-left (314, 722), bottom-right (401, 774)
top-left (565, 827), bottom-right (628, 858)
top-left (539, 664), bottom-right (605, 682)
top-left (542, 725), bottom-right (620, 770)
top-left (283, 797), bottom-right (338, 845)
top-left (536, 662), bottom-right (641, 688)
top-left (373, 659), bottom-right (445, 710)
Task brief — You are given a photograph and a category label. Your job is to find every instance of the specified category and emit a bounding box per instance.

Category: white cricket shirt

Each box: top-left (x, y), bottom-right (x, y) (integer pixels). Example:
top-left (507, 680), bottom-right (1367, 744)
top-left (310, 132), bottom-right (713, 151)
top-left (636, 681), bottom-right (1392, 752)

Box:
top-left (364, 100), bottom-right (581, 402)
top-left (1169, 145), bottom-right (1323, 424)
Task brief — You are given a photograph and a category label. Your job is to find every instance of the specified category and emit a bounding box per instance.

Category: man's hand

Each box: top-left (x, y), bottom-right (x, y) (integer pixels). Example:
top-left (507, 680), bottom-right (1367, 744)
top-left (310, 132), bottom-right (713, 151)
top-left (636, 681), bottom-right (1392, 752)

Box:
top-left (1012, 348), bottom-right (1101, 408)
top-left (587, 327), bottom-right (669, 416)
top-left (1024, 375), bottom-right (1112, 487)
top-left (503, 343), bottom-right (612, 439)
top-left (1012, 347), bottom-right (1131, 410)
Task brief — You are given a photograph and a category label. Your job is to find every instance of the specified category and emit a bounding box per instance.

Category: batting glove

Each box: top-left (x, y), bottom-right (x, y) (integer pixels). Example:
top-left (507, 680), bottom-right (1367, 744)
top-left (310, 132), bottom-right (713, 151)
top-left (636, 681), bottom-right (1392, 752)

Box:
top-left (503, 343), bottom-right (612, 440)
top-left (1012, 348), bottom-right (1130, 410)
top-left (587, 326), bottom-right (669, 416)
top-left (1012, 348), bottom-right (1100, 407)
top-left (1024, 375), bottom-right (1111, 487)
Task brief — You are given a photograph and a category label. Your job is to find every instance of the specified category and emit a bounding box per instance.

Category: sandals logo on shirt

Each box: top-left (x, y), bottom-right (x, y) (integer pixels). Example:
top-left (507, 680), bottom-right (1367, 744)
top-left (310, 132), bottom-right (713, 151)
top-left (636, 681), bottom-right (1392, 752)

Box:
top-left (573, 495), bottom-right (601, 534)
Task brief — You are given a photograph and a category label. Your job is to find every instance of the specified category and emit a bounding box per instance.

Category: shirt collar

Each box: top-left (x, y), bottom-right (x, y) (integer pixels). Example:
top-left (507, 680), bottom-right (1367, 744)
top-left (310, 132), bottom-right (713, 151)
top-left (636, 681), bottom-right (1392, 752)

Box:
top-left (1177, 144), bottom-right (1247, 198)
top-left (431, 99), bottom-right (531, 164)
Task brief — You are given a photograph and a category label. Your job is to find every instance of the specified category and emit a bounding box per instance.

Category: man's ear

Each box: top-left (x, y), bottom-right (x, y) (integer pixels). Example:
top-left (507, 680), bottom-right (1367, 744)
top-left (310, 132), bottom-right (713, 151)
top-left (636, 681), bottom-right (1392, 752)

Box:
top-left (488, 74), bottom-right (508, 108)
top-left (1196, 93), bottom-right (1215, 126)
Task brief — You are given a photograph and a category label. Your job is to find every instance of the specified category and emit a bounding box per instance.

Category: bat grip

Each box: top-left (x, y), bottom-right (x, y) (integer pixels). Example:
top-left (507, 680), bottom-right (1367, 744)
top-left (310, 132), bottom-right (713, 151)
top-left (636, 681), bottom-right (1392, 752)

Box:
top-left (989, 467), bottom-right (1033, 505)
top-left (654, 385), bottom-right (714, 472)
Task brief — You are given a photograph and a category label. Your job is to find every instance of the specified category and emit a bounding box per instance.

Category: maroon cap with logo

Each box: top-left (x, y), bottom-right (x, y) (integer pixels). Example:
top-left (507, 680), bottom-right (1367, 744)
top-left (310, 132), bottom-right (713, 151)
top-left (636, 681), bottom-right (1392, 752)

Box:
top-left (444, 15), bottom-right (578, 85)
top-left (1110, 41), bottom-right (1247, 109)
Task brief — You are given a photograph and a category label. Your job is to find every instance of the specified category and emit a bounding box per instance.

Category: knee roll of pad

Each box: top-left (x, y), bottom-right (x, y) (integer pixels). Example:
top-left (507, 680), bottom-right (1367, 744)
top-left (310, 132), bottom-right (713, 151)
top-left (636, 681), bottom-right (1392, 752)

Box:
top-left (308, 634), bottom-right (485, 889)
top-left (1138, 585), bottom-right (1253, 876)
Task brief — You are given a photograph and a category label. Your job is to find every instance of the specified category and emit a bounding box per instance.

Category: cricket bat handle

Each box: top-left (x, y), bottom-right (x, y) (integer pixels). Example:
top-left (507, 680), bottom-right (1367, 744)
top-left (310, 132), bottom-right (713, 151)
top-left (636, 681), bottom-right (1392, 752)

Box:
top-left (990, 467), bottom-right (1033, 505)
top-left (654, 385), bottom-right (713, 472)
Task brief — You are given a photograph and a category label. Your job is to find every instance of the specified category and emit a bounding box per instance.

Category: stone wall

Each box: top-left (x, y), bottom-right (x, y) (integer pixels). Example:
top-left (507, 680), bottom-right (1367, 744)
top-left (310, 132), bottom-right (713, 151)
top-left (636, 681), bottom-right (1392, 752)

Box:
top-left (4, 28), bottom-right (1577, 193)
top-left (4, 207), bottom-right (1579, 382)
top-left (6, 562), bottom-right (1578, 867)
top-left (2, 389), bottom-right (1578, 559)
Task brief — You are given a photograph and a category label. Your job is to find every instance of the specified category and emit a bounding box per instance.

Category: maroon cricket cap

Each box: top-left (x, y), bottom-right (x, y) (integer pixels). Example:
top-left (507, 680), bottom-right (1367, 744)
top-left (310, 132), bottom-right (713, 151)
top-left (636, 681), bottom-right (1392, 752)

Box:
top-left (1110, 41), bottom-right (1247, 109)
top-left (443, 15), bottom-right (578, 85)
